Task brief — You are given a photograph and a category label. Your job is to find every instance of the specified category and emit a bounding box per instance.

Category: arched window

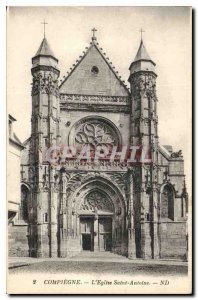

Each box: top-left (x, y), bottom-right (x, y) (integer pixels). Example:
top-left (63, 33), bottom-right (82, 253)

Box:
top-left (161, 185), bottom-right (174, 220)
top-left (20, 184), bottom-right (29, 221)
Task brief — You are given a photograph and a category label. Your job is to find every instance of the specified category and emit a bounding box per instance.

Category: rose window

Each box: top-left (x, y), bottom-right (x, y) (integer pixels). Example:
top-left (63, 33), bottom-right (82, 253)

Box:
top-left (74, 119), bottom-right (120, 150)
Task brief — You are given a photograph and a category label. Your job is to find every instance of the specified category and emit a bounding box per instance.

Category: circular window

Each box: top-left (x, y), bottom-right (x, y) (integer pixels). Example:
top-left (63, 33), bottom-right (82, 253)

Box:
top-left (69, 116), bottom-right (122, 150)
top-left (91, 66), bottom-right (99, 74)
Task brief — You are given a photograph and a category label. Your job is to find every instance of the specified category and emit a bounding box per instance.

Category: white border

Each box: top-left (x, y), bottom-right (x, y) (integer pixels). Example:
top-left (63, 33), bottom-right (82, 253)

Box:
top-left (1, 1), bottom-right (195, 299)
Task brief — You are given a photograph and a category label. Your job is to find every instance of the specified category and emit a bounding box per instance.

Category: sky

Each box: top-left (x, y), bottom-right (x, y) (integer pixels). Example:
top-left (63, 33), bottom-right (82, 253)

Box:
top-left (7, 6), bottom-right (191, 192)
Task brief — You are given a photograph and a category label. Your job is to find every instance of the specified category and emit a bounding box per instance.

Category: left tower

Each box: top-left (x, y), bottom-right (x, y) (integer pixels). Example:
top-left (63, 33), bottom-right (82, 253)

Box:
top-left (29, 37), bottom-right (60, 257)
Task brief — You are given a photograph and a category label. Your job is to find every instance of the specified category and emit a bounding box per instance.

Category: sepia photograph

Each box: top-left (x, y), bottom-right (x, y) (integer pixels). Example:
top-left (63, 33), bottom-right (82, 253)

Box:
top-left (7, 6), bottom-right (192, 294)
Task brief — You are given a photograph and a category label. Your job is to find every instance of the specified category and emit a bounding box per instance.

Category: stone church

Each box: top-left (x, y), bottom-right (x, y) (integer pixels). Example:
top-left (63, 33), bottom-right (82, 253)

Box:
top-left (9, 30), bottom-right (188, 260)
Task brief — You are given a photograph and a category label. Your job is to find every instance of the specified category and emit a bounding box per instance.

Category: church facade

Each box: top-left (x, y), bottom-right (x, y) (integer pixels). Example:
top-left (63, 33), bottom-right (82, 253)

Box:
top-left (9, 31), bottom-right (188, 260)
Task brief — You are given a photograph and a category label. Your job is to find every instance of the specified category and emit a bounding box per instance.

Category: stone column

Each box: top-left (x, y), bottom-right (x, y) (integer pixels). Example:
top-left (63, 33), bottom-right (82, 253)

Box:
top-left (152, 187), bottom-right (160, 259)
top-left (77, 215), bottom-right (80, 236)
top-left (60, 172), bottom-right (68, 257)
top-left (36, 190), bottom-right (43, 257)
top-left (50, 191), bottom-right (58, 257)
top-left (49, 167), bottom-right (58, 258)
top-left (151, 152), bottom-right (160, 259)
top-left (142, 222), bottom-right (152, 259)
top-left (128, 170), bottom-right (136, 259)
top-left (94, 216), bottom-right (99, 251)
top-left (141, 189), bottom-right (152, 259)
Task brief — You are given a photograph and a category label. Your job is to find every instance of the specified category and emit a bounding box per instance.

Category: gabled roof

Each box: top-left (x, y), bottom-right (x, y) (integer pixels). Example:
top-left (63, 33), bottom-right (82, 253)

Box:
top-left (59, 40), bottom-right (130, 96)
top-left (159, 145), bottom-right (171, 160)
top-left (9, 133), bottom-right (24, 149)
top-left (9, 114), bottom-right (16, 122)
top-left (22, 136), bottom-right (31, 146)
top-left (34, 37), bottom-right (56, 58)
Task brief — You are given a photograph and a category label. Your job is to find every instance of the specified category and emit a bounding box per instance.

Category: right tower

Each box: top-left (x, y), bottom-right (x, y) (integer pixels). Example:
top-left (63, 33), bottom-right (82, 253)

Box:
top-left (128, 38), bottom-right (160, 259)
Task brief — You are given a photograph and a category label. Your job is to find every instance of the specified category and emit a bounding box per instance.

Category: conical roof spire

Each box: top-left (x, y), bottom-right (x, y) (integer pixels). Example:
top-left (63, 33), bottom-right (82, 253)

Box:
top-left (32, 37), bottom-right (59, 72)
top-left (129, 37), bottom-right (156, 77)
top-left (133, 39), bottom-right (152, 63)
top-left (35, 37), bottom-right (56, 58)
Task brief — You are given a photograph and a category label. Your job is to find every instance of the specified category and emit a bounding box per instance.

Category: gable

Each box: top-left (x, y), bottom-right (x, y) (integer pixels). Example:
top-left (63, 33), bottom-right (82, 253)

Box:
top-left (59, 44), bottom-right (129, 96)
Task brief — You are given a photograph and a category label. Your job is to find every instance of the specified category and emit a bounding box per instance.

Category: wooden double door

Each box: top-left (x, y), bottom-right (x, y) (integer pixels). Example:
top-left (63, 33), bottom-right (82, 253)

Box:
top-left (98, 217), bottom-right (112, 251)
top-left (80, 216), bottom-right (112, 252)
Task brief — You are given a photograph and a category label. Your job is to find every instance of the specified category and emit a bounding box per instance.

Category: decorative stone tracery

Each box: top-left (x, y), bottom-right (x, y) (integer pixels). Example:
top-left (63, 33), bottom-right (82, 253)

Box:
top-left (69, 117), bottom-right (121, 150)
top-left (32, 72), bottom-right (60, 97)
top-left (131, 72), bottom-right (157, 99)
top-left (60, 94), bottom-right (130, 105)
top-left (74, 121), bottom-right (118, 149)
top-left (80, 191), bottom-right (114, 212)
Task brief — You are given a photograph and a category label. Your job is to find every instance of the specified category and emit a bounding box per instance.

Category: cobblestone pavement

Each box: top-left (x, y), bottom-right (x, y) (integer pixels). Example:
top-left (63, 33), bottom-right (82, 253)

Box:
top-left (8, 252), bottom-right (188, 276)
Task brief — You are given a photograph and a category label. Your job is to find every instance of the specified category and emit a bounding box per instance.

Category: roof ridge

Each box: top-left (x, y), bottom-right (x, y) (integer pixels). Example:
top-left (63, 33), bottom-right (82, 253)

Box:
top-left (59, 41), bottom-right (130, 93)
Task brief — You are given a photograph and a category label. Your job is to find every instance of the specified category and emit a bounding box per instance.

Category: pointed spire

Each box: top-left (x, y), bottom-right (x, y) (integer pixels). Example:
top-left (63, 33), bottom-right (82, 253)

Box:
top-left (133, 28), bottom-right (153, 63)
top-left (133, 39), bottom-right (152, 63)
top-left (129, 37), bottom-right (156, 77)
top-left (32, 23), bottom-right (59, 73)
top-left (35, 37), bottom-right (56, 58)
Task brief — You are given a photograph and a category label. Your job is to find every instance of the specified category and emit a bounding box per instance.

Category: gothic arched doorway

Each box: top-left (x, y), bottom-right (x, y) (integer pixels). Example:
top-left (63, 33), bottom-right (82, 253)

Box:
top-left (59, 176), bottom-right (127, 257)
top-left (79, 189), bottom-right (114, 252)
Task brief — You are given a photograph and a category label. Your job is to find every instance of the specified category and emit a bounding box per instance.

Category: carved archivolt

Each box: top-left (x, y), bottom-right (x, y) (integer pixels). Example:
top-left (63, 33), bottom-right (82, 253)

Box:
top-left (65, 171), bottom-right (127, 200)
top-left (108, 172), bottom-right (128, 193)
top-left (63, 172), bottom-right (127, 213)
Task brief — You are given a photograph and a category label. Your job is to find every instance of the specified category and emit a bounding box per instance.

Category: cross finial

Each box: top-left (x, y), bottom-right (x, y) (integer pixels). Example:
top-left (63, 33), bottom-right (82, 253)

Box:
top-left (91, 27), bottom-right (97, 41)
top-left (139, 28), bottom-right (145, 41)
top-left (41, 19), bottom-right (48, 38)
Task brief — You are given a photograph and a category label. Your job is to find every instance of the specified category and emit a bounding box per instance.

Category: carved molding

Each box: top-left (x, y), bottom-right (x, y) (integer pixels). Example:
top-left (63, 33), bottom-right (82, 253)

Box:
top-left (60, 102), bottom-right (130, 113)
top-left (62, 171), bottom-right (128, 204)
top-left (32, 72), bottom-right (60, 97)
top-left (131, 73), bottom-right (156, 99)
top-left (61, 160), bottom-right (128, 171)
top-left (108, 172), bottom-right (128, 193)
top-left (60, 94), bottom-right (130, 105)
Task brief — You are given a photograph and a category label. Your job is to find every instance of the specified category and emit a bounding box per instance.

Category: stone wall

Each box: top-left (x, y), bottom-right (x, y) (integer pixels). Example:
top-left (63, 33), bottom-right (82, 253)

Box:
top-left (8, 223), bottom-right (29, 257)
top-left (59, 45), bottom-right (129, 96)
top-left (159, 222), bottom-right (187, 260)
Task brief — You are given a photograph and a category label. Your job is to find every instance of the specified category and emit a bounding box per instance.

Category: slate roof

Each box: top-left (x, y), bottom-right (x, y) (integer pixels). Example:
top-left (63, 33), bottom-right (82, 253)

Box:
top-left (35, 37), bottom-right (56, 58)
top-left (133, 39), bottom-right (152, 62)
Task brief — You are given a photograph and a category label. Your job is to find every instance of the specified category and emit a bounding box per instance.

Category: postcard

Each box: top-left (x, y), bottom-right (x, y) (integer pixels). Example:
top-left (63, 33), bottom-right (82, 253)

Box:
top-left (7, 6), bottom-right (192, 294)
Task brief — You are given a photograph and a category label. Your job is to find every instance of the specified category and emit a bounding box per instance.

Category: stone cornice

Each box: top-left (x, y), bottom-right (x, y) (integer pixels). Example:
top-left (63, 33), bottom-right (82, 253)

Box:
top-left (60, 94), bottom-right (131, 113)
top-left (60, 94), bottom-right (130, 104)
top-left (60, 103), bottom-right (130, 113)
